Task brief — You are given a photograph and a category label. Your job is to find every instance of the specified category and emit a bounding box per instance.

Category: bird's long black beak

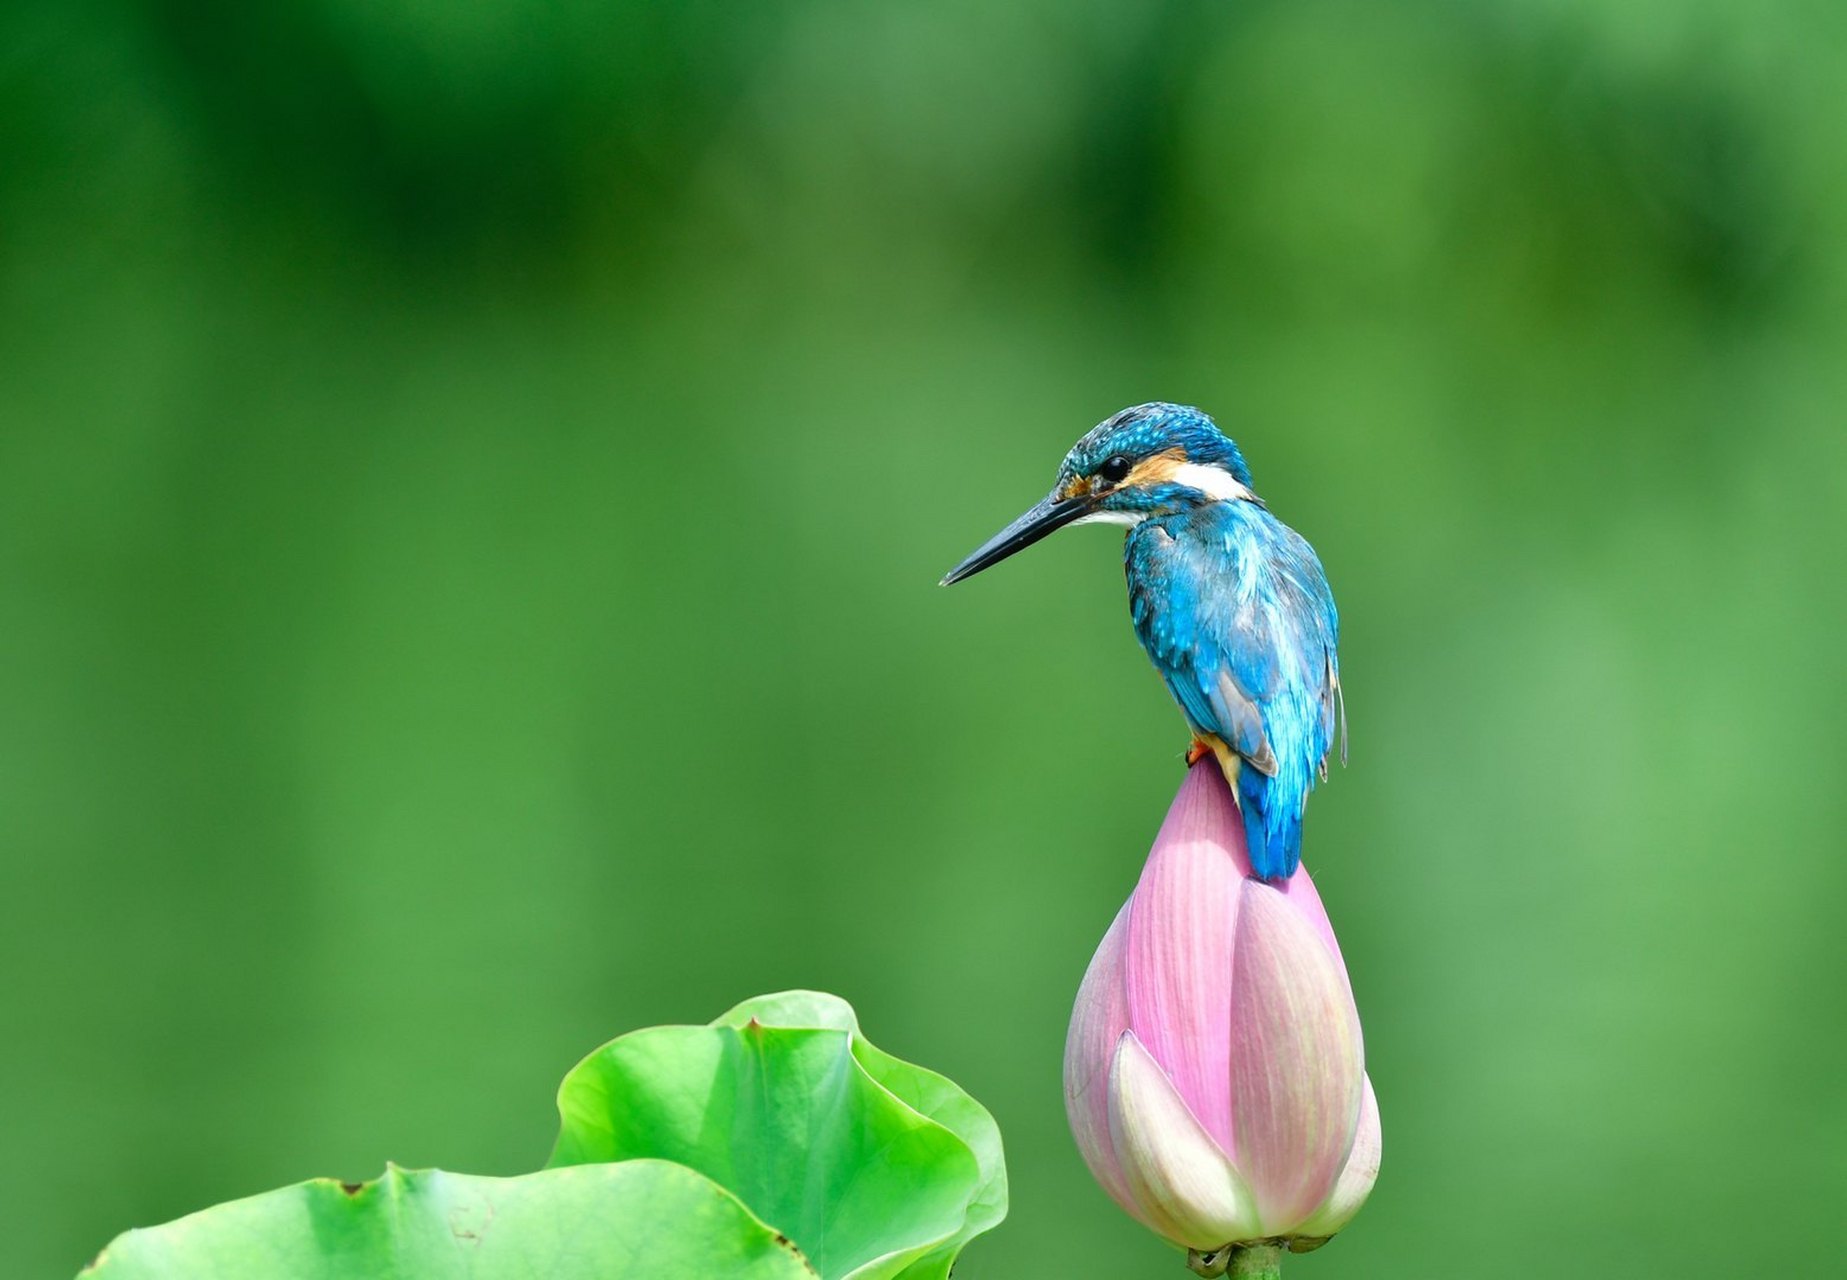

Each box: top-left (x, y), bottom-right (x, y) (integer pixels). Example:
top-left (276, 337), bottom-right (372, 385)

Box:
top-left (940, 493), bottom-right (1089, 586)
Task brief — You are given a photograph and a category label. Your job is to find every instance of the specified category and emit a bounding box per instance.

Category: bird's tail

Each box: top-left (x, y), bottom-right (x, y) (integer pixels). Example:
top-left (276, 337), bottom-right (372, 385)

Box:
top-left (1235, 767), bottom-right (1302, 882)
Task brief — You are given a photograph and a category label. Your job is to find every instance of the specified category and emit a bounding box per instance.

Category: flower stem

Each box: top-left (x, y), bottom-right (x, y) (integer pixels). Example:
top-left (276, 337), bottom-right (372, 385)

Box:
top-left (1227, 1245), bottom-right (1283, 1278)
top-left (1186, 1243), bottom-right (1284, 1278)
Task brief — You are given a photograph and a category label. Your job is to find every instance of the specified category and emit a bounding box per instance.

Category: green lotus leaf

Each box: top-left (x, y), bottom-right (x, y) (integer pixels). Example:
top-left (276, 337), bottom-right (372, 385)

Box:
top-left (81, 1159), bottom-right (818, 1279)
top-left (550, 990), bottom-right (1006, 1280)
top-left (713, 992), bottom-right (1008, 1280)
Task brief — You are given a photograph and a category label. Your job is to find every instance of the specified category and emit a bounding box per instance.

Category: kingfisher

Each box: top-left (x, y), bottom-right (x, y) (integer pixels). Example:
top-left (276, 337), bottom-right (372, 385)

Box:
top-left (941, 402), bottom-right (1344, 881)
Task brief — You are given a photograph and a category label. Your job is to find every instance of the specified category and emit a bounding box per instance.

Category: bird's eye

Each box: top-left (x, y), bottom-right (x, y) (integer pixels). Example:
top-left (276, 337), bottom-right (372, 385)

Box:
top-left (1098, 454), bottom-right (1132, 484)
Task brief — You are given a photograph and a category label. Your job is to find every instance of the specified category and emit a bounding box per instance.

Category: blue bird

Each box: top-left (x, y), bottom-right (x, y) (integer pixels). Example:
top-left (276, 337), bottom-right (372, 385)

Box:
top-left (941, 403), bottom-right (1344, 881)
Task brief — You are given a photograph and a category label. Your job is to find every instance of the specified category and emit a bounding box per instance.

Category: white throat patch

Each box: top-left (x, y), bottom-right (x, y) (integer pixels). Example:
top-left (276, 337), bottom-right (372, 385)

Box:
top-left (1072, 509), bottom-right (1148, 528)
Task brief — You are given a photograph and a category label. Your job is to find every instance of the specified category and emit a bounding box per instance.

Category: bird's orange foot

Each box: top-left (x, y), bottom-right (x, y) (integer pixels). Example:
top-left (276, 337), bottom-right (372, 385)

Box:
top-left (1185, 738), bottom-right (1213, 767)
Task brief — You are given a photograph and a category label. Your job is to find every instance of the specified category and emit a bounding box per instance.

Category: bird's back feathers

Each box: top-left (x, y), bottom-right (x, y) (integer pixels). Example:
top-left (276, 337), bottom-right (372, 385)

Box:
top-left (1126, 501), bottom-right (1341, 880)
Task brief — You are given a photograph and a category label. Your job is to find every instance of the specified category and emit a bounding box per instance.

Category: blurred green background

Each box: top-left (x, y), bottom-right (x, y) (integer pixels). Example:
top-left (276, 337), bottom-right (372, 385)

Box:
top-left (5, 1), bottom-right (1844, 1276)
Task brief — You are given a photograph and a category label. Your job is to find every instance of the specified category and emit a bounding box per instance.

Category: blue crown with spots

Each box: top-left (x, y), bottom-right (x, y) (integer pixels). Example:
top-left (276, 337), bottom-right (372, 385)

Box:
top-left (1062, 403), bottom-right (1253, 487)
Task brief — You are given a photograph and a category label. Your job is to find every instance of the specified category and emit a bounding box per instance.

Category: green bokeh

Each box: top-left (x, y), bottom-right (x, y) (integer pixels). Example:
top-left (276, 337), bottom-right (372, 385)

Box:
top-left (4, 2), bottom-right (1842, 1276)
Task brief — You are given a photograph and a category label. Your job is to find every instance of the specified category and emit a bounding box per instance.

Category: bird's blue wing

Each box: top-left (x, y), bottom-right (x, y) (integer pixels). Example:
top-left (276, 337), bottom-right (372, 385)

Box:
top-left (1127, 505), bottom-right (1341, 876)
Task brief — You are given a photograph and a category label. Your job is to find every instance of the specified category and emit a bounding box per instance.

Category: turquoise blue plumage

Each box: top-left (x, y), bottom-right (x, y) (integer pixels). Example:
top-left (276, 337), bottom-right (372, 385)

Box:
top-left (1124, 499), bottom-right (1342, 880)
top-left (942, 402), bottom-right (1343, 881)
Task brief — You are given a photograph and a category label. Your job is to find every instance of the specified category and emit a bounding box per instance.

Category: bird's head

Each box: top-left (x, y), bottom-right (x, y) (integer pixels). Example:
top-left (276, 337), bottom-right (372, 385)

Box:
top-left (941, 402), bottom-right (1256, 585)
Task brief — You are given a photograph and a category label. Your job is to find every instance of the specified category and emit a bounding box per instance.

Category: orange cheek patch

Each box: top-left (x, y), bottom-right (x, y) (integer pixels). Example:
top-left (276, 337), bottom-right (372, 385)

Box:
top-left (1123, 447), bottom-right (1189, 489)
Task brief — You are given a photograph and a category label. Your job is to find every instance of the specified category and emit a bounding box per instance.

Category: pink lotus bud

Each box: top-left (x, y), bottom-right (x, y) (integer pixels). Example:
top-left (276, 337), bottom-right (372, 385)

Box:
top-left (1064, 761), bottom-right (1380, 1255)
